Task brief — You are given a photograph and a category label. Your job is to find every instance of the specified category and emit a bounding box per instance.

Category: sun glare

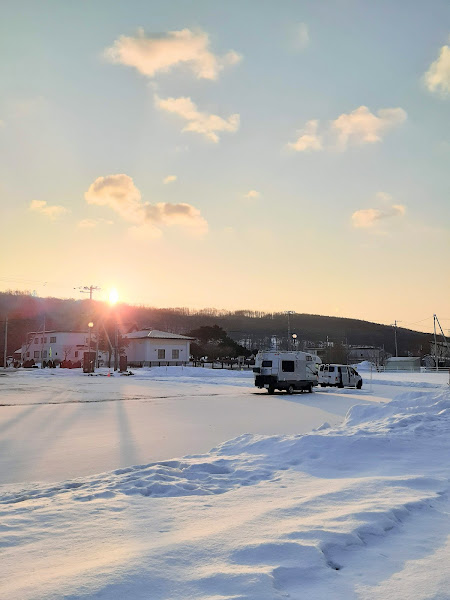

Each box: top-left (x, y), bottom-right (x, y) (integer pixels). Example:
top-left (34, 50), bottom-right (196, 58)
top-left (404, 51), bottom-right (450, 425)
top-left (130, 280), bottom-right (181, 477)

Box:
top-left (109, 288), bottom-right (119, 305)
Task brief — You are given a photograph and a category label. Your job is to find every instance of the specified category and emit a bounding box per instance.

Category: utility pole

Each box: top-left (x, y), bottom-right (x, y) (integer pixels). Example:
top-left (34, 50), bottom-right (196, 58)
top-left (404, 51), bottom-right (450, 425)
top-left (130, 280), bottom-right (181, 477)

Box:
top-left (3, 316), bottom-right (7, 369)
top-left (40, 314), bottom-right (46, 368)
top-left (114, 324), bottom-right (119, 371)
top-left (392, 320), bottom-right (401, 357)
top-left (433, 314), bottom-right (439, 372)
top-left (285, 311), bottom-right (295, 350)
top-left (75, 285), bottom-right (101, 372)
top-left (74, 285), bottom-right (101, 302)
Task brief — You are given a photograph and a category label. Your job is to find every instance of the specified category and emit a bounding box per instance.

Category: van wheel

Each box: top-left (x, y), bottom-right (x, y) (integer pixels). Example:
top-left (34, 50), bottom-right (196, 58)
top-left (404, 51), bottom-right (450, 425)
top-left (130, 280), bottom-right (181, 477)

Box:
top-left (320, 383), bottom-right (326, 387)
top-left (268, 386), bottom-right (275, 394)
top-left (308, 384), bottom-right (313, 393)
top-left (356, 380), bottom-right (362, 389)
top-left (286, 385), bottom-right (294, 395)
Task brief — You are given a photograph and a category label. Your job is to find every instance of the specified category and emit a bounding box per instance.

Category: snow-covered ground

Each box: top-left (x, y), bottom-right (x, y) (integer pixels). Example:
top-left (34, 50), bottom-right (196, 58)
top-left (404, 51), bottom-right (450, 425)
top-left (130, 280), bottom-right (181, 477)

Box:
top-left (1, 367), bottom-right (449, 599)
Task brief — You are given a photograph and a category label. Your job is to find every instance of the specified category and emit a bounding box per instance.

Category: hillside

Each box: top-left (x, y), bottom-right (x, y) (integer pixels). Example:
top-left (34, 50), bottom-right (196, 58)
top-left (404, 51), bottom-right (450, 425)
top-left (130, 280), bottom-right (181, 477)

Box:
top-left (0, 291), bottom-right (432, 361)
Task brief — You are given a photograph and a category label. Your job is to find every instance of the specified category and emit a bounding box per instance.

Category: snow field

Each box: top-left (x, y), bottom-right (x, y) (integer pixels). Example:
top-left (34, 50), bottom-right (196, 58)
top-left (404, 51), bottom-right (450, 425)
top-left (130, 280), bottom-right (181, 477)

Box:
top-left (1, 372), bottom-right (450, 598)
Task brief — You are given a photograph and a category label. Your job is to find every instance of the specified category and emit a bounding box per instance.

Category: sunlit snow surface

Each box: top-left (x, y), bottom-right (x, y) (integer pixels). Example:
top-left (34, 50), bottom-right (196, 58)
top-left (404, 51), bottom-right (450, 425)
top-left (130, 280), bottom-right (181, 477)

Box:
top-left (1, 367), bottom-right (449, 599)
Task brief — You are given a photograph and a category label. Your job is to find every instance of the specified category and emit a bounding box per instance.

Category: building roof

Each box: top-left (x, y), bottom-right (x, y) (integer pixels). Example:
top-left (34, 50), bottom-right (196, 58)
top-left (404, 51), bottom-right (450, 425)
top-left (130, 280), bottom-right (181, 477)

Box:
top-left (124, 329), bottom-right (194, 341)
top-left (27, 330), bottom-right (88, 335)
top-left (386, 357), bottom-right (420, 362)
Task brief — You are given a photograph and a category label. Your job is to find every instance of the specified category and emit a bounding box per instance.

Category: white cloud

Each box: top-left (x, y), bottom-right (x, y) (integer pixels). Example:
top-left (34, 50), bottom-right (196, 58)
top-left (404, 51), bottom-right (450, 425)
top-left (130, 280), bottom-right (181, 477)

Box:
top-left (29, 200), bottom-right (68, 220)
top-left (289, 107), bottom-right (406, 153)
top-left (351, 197), bottom-right (406, 229)
top-left (104, 28), bottom-right (241, 80)
top-left (85, 174), bottom-right (208, 237)
top-left (331, 106), bottom-right (407, 149)
top-left (424, 42), bottom-right (450, 96)
top-left (163, 175), bottom-right (177, 184)
top-left (288, 119), bottom-right (322, 152)
top-left (155, 95), bottom-right (240, 143)
top-left (244, 190), bottom-right (261, 200)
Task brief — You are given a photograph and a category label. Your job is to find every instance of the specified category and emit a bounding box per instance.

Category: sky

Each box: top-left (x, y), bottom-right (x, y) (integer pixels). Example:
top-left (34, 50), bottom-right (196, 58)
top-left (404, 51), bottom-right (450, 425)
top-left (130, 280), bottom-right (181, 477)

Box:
top-left (0, 0), bottom-right (449, 334)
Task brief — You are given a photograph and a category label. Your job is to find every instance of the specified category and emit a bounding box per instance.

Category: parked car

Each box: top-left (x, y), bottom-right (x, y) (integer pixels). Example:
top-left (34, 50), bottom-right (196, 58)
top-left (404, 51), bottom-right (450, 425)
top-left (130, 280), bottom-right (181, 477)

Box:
top-left (318, 364), bottom-right (362, 388)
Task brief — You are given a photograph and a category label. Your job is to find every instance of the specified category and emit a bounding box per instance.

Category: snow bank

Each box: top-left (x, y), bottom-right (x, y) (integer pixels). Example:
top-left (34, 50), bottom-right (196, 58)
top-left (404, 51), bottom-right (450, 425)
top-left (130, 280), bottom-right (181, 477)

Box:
top-left (2, 388), bottom-right (450, 599)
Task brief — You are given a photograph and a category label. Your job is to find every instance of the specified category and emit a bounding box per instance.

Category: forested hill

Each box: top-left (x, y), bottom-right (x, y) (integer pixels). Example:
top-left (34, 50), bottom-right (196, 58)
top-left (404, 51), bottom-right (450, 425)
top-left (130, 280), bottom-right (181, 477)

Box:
top-left (0, 291), bottom-right (431, 358)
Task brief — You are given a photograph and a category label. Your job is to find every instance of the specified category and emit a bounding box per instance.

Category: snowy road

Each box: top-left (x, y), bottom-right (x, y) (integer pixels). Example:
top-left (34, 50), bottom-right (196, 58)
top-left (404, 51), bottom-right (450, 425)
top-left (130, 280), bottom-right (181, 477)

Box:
top-left (0, 368), bottom-right (388, 485)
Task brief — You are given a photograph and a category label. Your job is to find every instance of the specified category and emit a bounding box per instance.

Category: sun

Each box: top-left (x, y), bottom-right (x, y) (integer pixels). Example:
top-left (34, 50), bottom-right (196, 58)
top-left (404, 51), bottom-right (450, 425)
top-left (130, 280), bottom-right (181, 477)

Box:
top-left (109, 288), bottom-right (119, 305)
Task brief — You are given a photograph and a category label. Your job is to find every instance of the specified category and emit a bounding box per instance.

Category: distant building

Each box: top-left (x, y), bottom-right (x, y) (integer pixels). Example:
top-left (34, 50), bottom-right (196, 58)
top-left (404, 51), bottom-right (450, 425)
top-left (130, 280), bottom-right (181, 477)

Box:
top-left (124, 329), bottom-right (194, 366)
top-left (427, 340), bottom-right (450, 367)
top-left (21, 330), bottom-right (92, 363)
top-left (385, 357), bottom-right (420, 371)
top-left (348, 346), bottom-right (389, 367)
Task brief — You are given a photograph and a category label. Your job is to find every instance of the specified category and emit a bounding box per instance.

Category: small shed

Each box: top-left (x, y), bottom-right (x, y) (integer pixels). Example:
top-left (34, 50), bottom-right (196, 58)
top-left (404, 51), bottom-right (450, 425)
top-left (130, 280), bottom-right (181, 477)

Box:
top-left (385, 357), bottom-right (421, 372)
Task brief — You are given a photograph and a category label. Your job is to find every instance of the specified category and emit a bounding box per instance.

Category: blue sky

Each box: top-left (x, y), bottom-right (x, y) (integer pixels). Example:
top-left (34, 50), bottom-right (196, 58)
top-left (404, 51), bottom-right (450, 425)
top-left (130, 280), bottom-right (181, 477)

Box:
top-left (0, 1), bottom-right (449, 332)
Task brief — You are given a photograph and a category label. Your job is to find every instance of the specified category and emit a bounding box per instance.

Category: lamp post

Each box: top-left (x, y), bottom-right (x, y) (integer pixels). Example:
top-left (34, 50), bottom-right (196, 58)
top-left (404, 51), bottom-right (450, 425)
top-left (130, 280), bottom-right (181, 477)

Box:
top-left (108, 288), bottom-right (119, 371)
top-left (88, 321), bottom-right (94, 373)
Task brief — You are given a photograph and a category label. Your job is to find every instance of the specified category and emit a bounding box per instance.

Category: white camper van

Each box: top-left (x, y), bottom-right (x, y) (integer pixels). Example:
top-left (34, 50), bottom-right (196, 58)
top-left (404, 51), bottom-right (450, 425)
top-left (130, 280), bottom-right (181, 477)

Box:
top-left (318, 364), bottom-right (362, 388)
top-left (253, 351), bottom-right (322, 394)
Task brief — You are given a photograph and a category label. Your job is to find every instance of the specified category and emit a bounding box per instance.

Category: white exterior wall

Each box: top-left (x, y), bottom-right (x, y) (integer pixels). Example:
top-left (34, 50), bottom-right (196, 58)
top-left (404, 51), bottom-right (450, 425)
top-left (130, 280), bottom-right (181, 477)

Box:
top-left (22, 332), bottom-right (91, 362)
top-left (126, 338), bottom-right (191, 365)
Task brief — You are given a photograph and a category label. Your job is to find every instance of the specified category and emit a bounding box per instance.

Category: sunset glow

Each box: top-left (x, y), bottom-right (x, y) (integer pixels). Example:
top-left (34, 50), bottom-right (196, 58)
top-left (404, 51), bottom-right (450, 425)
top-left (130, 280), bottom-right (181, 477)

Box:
top-left (108, 288), bottom-right (119, 305)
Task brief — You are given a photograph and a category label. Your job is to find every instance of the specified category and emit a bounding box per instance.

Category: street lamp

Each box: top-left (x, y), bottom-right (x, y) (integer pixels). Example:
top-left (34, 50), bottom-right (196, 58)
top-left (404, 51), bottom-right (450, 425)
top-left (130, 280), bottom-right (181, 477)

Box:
top-left (88, 321), bottom-right (94, 373)
top-left (292, 333), bottom-right (298, 349)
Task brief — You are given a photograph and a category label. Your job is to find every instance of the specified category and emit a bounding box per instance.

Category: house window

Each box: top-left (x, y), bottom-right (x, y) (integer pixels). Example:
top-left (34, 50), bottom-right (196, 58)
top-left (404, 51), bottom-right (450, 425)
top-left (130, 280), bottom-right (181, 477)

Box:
top-left (42, 351), bottom-right (47, 358)
top-left (43, 337), bottom-right (47, 343)
top-left (34, 351), bottom-right (40, 358)
top-left (172, 349), bottom-right (180, 359)
top-left (34, 338), bottom-right (39, 344)
top-left (50, 336), bottom-right (56, 343)
top-left (75, 351), bottom-right (78, 358)
top-left (26, 352), bottom-right (30, 357)
top-left (157, 349), bottom-right (165, 359)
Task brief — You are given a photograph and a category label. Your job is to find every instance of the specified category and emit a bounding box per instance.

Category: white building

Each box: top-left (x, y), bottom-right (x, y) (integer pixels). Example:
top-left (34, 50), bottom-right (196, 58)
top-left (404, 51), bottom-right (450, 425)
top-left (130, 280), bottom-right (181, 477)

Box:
top-left (21, 330), bottom-right (92, 363)
top-left (385, 357), bottom-right (421, 372)
top-left (124, 329), bottom-right (194, 366)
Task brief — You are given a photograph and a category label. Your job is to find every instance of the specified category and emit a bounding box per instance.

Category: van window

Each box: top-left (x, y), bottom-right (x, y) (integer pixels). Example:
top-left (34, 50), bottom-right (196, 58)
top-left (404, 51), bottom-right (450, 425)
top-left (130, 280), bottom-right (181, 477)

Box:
top-left (262, 360), bottom-right (272, 367)
top-left (282, 360), bottom-right (295, 372)
top-left (319, 365), bottom-right (324, 371)
top-left (328, 366), bottom-right (335, 372)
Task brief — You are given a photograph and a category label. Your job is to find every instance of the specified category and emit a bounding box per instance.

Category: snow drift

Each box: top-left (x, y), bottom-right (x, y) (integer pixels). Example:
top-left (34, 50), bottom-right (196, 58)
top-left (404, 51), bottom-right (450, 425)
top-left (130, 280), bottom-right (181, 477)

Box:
top-left (2, 387), bottom-right (450, 599)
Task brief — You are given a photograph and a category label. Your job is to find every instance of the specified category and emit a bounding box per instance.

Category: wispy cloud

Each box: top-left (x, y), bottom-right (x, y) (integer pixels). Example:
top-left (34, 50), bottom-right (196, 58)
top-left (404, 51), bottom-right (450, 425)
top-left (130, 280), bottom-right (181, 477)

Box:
top-left (295, 23), bottom-right (309, 50)
top-left (163, 175), bottom-right (177, 184)
top-left (289, 106), bottom-right (407, 152)
top-left (155, 95), bottom-right (240, 143)
top-left (351, 193), bottom-right (406, 228)
top-left (29, 200), bottom-right (68, 220)
top-left (243, 190), bottom-right (261, 200)
top-left (77, 218), bottom-right (113, 228)
top-left (85, 174), bottom-right (208, 237)
top-left (104, 28), bottom-right (241, 80)
top-left (424, 40), bottom-right (450, 96)
top-left (288, 119), bottom-right (322, 152)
